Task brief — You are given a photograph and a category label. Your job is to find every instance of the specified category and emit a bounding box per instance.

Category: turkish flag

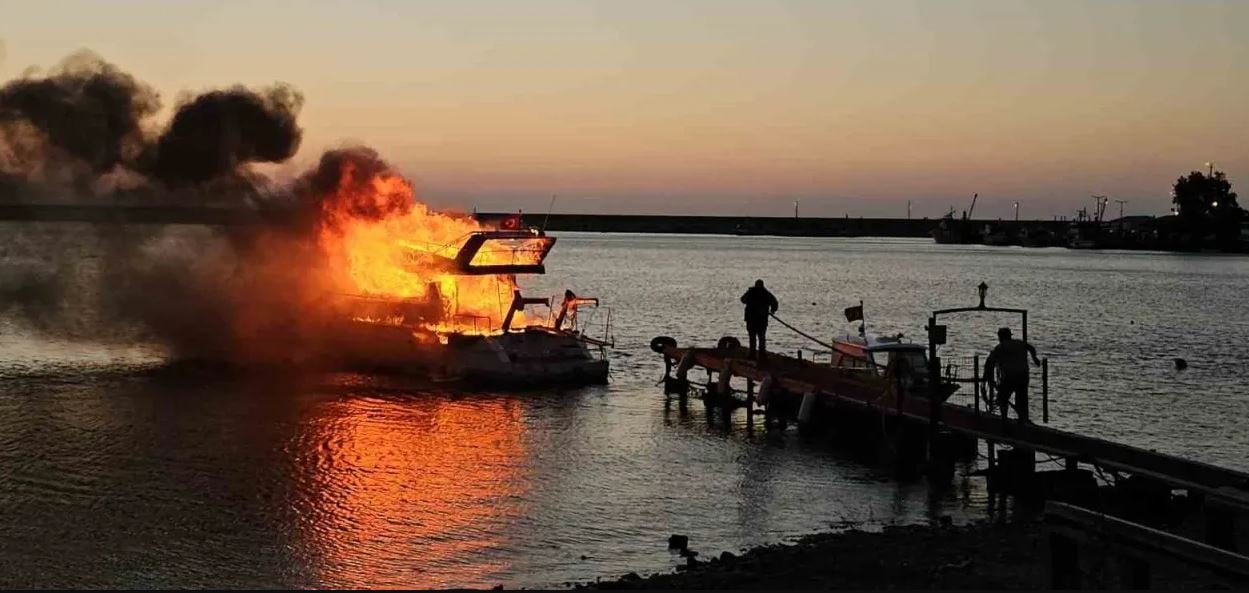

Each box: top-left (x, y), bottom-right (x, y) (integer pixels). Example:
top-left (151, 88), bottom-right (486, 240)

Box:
top-left (500, 214), bottom-right (522, 230)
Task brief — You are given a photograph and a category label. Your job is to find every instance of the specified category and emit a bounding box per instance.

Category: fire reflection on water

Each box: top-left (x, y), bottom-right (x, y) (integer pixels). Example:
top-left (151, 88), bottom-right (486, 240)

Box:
top-left (288, 391), bottom-right (529, 589)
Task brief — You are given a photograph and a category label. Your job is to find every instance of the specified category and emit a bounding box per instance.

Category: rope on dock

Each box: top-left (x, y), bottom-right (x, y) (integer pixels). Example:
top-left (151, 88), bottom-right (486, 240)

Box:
top-left (769, 313), bottom-right (835, 351)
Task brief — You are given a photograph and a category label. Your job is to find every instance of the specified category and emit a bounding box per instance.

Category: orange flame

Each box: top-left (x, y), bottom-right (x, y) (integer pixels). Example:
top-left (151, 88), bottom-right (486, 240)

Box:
top-left (314, 159), bottom-right (525, 335)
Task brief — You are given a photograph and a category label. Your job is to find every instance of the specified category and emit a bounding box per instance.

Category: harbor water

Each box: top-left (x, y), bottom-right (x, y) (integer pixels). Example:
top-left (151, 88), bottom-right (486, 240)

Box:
top-left (2, 228), bottom-right (1248, 588)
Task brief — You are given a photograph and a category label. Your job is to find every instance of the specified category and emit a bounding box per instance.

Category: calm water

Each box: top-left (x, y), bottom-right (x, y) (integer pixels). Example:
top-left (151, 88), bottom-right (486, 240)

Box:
top-left (2, 228), bottom-right (1248, 588)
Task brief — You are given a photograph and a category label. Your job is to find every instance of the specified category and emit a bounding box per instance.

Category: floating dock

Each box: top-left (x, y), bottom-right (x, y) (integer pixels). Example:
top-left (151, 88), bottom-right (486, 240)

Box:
top-left (659, 344), bottom-right (1249, 502)
top-left (652, 288), bottom-right (1249, 563)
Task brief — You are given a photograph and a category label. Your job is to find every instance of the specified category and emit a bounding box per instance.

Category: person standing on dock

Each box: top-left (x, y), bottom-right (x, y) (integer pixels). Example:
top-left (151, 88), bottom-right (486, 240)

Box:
top-left (984, 327), bottom-right (1041, 422)
top-left (740, 279), bottom-right (779, 361)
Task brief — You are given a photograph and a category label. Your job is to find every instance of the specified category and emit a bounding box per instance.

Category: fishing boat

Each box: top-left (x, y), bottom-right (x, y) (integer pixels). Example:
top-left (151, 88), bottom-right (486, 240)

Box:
top-left (328, 229), bottom-right (612, 387)
top-left (931, 213), bottom-right (982, 244)
top-left (931, 194), bottom-right (983, 244)
top-left (830, 334), bottom-right (925, 375)
top-left (822, 333), bottom-right (949, 401)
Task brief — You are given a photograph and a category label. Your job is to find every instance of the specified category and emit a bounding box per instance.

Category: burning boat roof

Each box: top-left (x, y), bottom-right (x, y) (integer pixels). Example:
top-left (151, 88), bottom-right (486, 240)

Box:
top-left (401, 229), bottom-right (556, 276)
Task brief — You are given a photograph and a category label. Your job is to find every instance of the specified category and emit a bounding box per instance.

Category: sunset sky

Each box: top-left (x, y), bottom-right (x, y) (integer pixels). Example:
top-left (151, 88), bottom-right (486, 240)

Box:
top-left (3, 0), bottom-right (1247, 218)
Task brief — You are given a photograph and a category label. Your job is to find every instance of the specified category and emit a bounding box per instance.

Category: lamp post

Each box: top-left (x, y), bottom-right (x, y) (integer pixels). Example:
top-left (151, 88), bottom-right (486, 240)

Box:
top-left (1013, 202), bottom-right (1019, 222)
top-left (978, 282), bottom-right (988, 308)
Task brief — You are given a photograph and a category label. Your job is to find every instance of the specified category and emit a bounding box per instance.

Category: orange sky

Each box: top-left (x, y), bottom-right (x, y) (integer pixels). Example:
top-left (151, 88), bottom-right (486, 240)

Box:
top-left (3, 0), bottom-right (1247, 218)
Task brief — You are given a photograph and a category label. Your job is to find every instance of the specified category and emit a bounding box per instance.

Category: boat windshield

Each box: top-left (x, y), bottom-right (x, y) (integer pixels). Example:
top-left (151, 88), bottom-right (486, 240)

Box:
top-left (467, 234), bottom-right (553, 268)
top-left (871, 348), bottom-right (927, 376)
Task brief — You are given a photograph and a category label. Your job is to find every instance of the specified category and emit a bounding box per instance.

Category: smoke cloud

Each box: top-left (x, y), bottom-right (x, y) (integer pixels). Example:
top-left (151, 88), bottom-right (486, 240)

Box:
top-left (0, 50), bottom-right (304, 196)
top-left (300, 147), bottom-right (413, 221)
top-left (0, 50), bottom-right (380, 365)
top-left (150, 85), bottom-right (303, 186)
top-left (0, 50), bottom-right (159, 193)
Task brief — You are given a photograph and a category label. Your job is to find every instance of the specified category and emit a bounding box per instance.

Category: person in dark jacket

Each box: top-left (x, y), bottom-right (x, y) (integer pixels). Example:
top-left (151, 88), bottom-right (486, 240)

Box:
top-left (984, 327), bottom-right (1041, 422)
top-left (740, 280), bottom-right (779, 360)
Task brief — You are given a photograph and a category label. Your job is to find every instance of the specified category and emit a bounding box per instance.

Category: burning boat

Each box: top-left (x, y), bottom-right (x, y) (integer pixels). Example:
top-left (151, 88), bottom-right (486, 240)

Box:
top-left (324, 228), bottom-right (612, 387)
top-left (205, 151), bottom-right (619, 388)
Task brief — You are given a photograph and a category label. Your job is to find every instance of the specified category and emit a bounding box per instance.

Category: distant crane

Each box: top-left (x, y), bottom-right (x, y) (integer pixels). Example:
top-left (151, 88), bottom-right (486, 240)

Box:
top-left (966, 193), bottom-right (978, 219)
top-left (1092, 195), bottom-right (1109, 223)
top-left (1114, 199), bottom-right (1127, 220)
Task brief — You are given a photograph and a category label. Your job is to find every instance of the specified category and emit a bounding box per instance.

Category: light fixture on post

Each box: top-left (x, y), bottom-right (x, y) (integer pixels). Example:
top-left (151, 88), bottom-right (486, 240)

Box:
top-left (978, 282), bottom-right (988, 308)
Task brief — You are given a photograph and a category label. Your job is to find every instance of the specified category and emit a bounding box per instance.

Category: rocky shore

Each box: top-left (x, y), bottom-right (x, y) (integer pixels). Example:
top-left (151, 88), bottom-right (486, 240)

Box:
top-left (581, 519), bottom-right (1047, 590)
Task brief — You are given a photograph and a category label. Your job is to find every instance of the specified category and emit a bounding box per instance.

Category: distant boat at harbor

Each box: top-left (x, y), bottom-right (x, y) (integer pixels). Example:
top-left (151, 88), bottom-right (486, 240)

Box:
top-left (931, 214), bottom-right (1249, 253)
top-left (931, 212), bottom-right (983, 244)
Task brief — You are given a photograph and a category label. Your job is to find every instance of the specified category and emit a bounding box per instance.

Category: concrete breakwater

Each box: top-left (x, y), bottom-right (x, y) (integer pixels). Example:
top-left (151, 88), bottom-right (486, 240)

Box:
top-left (475, 212), bottom-right (945, 237)
top-left (0, 204), bottom-right (940, 237)
top-left (0, 203), bottom-right (1085, 242)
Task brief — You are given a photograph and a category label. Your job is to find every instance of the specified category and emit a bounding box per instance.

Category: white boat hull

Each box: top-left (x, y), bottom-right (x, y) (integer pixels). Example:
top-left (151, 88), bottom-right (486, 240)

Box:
top-left (325, 321), bottom-right (610, 388)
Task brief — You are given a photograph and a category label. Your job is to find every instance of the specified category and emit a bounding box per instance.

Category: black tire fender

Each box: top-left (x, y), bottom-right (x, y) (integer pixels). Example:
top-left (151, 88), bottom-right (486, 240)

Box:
top-left (717, 336), bottom-right (742, 350)
top-left (650, 336), bottom-right (677, 353)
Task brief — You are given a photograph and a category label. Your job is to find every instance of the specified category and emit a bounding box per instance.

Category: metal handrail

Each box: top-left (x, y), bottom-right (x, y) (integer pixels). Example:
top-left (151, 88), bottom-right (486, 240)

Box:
top-left (1046, 501), bottom-right (1249, 584)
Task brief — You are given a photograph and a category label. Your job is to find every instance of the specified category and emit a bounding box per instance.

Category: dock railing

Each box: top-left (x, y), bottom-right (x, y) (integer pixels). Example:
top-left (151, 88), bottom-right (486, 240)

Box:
top-left (1046, 501), bottom-right (1249, 589)
top-left (941, 353), bottom-right (1050, 423)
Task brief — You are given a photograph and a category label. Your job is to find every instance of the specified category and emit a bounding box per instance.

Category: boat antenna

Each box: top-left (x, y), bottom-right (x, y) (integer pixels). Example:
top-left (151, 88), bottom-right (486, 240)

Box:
top-left (542, 194), bottom-right (557, 233)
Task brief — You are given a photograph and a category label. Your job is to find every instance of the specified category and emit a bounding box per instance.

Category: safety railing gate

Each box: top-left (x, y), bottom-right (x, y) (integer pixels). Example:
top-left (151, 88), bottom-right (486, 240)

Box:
top-left (941, 353), bottom-right (1050, 423)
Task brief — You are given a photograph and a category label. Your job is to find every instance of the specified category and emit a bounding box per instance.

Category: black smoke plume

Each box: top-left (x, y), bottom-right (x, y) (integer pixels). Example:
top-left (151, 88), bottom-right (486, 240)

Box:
top-left (0, 50), bottom-right (159, 177)
top-left (149, 85), bottom-right (303, 186)
top-left (0, 50), bottom-right (304, 194)
top-left (300, 147), bottom-right (411, 218)
top-left (0, 51), bottom-right (321, 361)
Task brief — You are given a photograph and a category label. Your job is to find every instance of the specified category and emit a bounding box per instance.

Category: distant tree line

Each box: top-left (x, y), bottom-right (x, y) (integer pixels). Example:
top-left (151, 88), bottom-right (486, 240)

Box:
top-left (1171, 169), bottom-right (1244, 249)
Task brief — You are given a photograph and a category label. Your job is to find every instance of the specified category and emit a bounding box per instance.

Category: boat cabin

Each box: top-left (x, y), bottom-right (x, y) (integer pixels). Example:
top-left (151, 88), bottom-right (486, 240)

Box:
top-left (400, 229), bottom-right (557, 276)
top-left (830, 335), bottom-right (928, 379)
